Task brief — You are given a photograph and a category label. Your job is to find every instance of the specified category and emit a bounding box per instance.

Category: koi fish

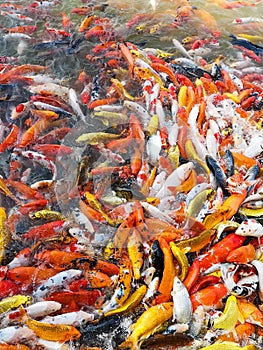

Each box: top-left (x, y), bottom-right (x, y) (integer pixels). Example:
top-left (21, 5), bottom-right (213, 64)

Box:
top-left (119, 302), bottom-right (173, 349)
top-left (127, 228), bottom-right (144, 280)
top-left (232, 17), bottom-right (263, 24)
top-left (0, 295), bottom-right (32, 314)
top-left (170, 243), bottom-right (189, 281)
top-left (0, 11), bottom-right (34, 22)
top-left (171, 276), bottom-right (192, 324)
top-left (155, 162), bottom-right (194, 198)
top-left (33, 269), bottom-right (82, 300)
top-left (103, 285), bottom-right (146, 317)
top-left (199, 341), bottom-right (257, 349)
top-left (41, 310), bottom-right (94, 326)
top-left (75, 131), bottom-right (122, 144)
top-left (0, 207), bottom-right (9, 264)
top-left (0, 178), bottom-right (19, 204)
top-left (22, 301), bottom-right (62, 318)
top-left (0, 326), bottom-right (35, 343)
top-left (0, 343), bottom-right (31, 350)
top-left (83, 191), bottom-right (118, 226)
top-left (221, 263), bottom-right (258, 297)
top-left (212, 295), bottom-right (239, 330)
top-left (16, 149), bottom-right (57, 183)
top-left (237, 33), bottom-right (263, 44)
top-left (92, 110), bottom-right (129, 126)
top-left (102, 260), bottom-right (132, 314)
top-left (19, 307), bottom-right (81, 342)
top-left (251, 260), bottom-right (263, 301)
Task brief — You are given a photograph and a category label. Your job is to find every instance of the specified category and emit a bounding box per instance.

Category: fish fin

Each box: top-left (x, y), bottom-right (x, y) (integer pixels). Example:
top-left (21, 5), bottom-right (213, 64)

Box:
top-left (17, 306), bottom-right (28, 322)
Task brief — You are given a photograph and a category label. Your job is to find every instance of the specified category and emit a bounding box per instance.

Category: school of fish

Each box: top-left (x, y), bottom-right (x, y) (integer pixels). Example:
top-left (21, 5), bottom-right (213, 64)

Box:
top-left (0, 0), bottom-right (263, 349)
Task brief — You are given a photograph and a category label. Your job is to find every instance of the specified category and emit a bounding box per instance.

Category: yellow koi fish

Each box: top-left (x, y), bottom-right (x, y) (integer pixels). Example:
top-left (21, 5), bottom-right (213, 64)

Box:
top-left (84, 191), bottom-right (117, 226)
top-left (75, 131), bottom-right (122, 144)
top-left (127, 228), bottom-right (144, 280)
top-left (102, 258), bottom-right (132, 314)
top-left (0, 207), bottom-right (9, 263)
top-left (29, 210), bottom-right (65, 221)
top-left (213, 295), bottom-right (239, 330)
top-left (104, 285), bottom-right (146, 317)
top-left (199, 341), bottom-right (257, 350)
top-left (119, 302), bottom-right (173, 350)
top-left (0, 295), bottom-right (31, 314)
top-left (19, 307), bottom-right (81, 342)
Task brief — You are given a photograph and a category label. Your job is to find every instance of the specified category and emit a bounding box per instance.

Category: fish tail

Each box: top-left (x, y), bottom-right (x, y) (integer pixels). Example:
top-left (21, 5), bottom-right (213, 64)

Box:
top-left (17, 306), bottom-right (28, 322)
top-left (118, 339), bottom-right (138, 350)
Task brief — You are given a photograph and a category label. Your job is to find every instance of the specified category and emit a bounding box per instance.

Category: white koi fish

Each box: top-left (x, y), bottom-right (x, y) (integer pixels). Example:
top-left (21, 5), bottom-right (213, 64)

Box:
top-left (156, 162), bottom-right (194, 198)
top-left (68, 88), bottom-right (86, 123)
top-left (33, 269), bottom-right (82, 301)
top-left (146, 131), bottom-right (162, 163)
top-left (235, 219), bottom-right (263, 237)
top-left (41, 310), bottom-right (94, 326)
top-left (171, 276), bottom-right (192, 324)
top-left (0, 326), bottom-right (35, 342)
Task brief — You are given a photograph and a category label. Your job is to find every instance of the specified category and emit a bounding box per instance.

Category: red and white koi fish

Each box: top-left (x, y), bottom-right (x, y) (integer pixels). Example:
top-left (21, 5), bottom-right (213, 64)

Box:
top-left (8, 301), bottom-right (62, 321)
top-left (232, 17), bottom-right (263, 24)
top-left (33, 269), bottom-right (82, 301)
top-left (16, 149), bottom-right (57, 183)
top-left (235, 219), bottom-right (263, 237)
top-left (10, 102), bottom-right (31, 120)
top-left (7, 248), bottom-right (31, 269)
top-left (0, 11), bottom-right (34, 22)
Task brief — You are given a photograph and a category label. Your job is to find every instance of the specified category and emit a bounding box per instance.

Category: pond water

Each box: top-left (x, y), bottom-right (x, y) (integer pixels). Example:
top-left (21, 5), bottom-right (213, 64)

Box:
top-left (1, 0), bottom-right (263, 80)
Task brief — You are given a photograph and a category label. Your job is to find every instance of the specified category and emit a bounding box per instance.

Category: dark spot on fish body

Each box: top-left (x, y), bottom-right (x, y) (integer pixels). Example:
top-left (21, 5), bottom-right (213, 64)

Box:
top-left (171, 64), bottom-right (209, 81)
top-left (234, 212), bottom-right (249, 224)
top-left (179, 156), bottom-right (189, 165)
top-left (231, 285), bottom-right (250, 297)
top-left (39, 285), bottom-right (48, 291)
top-left (246, 165), bottom-right (260, 181)
top-left (151, 240), bottom-right (164, 280)
top-left (72, 257), bottom-right (98, 270)
top-left (91, 75), bottom-right (102, 101)
top-left (254, 99), bottom-right (263, 111)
